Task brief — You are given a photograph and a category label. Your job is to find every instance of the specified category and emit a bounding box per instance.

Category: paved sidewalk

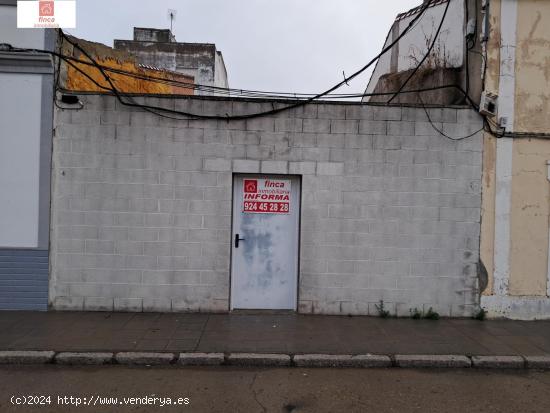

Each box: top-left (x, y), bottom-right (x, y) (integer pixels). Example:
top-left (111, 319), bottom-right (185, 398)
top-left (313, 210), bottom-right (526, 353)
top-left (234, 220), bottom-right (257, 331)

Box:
top-left (1, 311), bottom-right (549, 356)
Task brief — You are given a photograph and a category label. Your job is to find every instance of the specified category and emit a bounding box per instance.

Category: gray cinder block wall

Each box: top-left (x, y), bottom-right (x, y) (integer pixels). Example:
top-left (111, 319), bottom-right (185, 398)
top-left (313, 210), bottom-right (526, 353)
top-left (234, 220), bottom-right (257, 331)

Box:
top-left (50, 95), bottom-right (483, 316)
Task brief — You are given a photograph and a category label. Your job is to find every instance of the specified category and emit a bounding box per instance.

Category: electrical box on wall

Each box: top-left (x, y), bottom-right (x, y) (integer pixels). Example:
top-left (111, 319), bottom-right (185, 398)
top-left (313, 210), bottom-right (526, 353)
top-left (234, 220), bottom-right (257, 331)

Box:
top-left (479, 91), bottom-right (498, 117)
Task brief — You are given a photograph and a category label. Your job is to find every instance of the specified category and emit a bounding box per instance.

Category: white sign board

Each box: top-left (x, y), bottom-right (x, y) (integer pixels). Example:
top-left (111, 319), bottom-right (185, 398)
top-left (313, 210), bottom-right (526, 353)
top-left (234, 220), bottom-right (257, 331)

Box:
top-left (242, 178), bottom-right (291, 214)
top-left (17, 1), bottom-right (76, 28)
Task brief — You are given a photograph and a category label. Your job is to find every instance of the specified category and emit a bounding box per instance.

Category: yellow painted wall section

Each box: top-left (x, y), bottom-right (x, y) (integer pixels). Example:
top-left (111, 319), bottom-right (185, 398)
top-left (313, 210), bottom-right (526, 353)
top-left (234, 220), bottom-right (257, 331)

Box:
top-left (60, 35), bottom-right (194, 95)
top-left (64, 56), bottom-right (194, 95)
top-left (506, 0), bottom-right (550, 296)
top-left (515, 0), bottom-right (550, 133)
top-left (509, 139), bottom-right (550, 295)
top-left (479, 0), bottom-right (501, 295)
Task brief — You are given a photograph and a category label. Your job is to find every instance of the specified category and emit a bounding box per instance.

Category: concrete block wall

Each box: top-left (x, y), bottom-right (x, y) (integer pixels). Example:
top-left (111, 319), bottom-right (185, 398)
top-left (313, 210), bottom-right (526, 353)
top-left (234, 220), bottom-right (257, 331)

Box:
top-left (50, 95), bottom-right (483, 316)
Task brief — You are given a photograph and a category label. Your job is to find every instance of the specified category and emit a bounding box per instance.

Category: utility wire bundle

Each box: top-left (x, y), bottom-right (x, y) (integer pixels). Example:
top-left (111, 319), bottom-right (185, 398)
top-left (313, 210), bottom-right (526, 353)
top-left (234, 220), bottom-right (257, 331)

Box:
top-left (1, 0), bottom-right (507, 139)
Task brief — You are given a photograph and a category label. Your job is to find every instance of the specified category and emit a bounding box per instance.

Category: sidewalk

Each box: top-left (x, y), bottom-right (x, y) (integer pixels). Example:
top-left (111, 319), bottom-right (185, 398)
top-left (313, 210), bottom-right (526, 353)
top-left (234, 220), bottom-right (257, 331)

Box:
top-left (1, 311), bottom-right (550, 356)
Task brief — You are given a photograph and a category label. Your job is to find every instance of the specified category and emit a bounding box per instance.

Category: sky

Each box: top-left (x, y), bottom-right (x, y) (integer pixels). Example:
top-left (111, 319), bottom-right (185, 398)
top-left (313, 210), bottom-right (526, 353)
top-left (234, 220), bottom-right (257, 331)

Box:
top-left (70, 0), bottom-right (421, 95)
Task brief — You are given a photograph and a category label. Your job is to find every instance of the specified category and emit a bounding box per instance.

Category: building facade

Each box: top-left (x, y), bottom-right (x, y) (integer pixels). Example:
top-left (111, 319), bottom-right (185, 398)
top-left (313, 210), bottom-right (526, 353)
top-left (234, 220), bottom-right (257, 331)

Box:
top-left (0, 1), bottom-right (54, 310)
top-left (3, 0), bottom-right (549, 319)
top-left (60, 34), bottom-right (195, 95)
top-left (364, 0), bottom-right (483, 106)
top-left (114, 28), bottom-right (229, 96)
top-left (362, 0), bottom-right (550, 320)
top-left (480, 0), bottom-right (550, 319)
top-left (49, 95), bottom-right (483, 316)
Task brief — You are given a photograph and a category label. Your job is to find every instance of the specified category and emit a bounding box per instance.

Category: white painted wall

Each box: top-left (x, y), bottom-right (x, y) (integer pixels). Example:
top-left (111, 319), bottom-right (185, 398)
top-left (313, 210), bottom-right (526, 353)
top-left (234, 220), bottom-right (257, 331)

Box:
top-left (214, 52), bottom-right (229, 90)
top-left (0, 73), bottom-right (42, 247)
top-left (396, 0), bottom-right (464, 72)
top-left (365, 0), bottom-right (465, 97)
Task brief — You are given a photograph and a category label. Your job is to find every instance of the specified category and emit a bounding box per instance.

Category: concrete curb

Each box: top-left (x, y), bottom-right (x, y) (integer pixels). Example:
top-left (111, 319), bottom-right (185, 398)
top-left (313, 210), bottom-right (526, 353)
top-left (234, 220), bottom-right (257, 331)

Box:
top-left (227, 353), bottom-right (291, 367)
top-left (179, 353), bottom-right (224, 366)
top-left (1, 351), bottom-right (549, 369)
top-left (0, 351), bottom-right (55, 364)
top-left (395, 355), bottom-right (471, 368)
top-left (293, 354), bottom-right (391, 368)
top-left (115, 352), bottom-right (175, 366)
top-left (55, 352), bottom-right (114, 365)
top-left (524, 356), bottom-right (550, 369)
top-left (471, 356), bottom-right (525, 369)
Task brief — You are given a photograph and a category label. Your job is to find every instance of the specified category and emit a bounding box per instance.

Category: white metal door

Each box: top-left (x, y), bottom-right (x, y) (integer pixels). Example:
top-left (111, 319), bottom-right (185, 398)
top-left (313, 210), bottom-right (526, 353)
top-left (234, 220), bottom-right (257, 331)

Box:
top-left (231, 175), bottom-right (300, 310)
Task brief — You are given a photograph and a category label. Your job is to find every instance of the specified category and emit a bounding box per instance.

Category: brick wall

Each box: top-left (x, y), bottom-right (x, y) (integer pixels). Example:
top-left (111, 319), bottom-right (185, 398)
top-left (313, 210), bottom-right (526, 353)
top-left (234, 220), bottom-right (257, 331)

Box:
top-left (50, 95), bottom-right (483, 316)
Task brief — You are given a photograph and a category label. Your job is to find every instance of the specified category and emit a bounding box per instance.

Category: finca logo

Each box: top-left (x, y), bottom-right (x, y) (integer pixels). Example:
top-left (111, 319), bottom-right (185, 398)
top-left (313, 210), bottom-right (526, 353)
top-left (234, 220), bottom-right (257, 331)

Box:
top-left (244, 180), bottom-right (258, 193)
top-left (39, 1), bottom-right (54, 16)
top-left (17, 0), bottom-right (76, 28)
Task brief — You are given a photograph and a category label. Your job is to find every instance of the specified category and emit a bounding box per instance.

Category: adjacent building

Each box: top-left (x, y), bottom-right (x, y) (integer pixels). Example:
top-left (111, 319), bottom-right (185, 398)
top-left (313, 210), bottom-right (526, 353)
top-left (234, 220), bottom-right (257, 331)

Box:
top-left (60, 34), bottom-right (195, 95)
top-left (364, 0), bottom-right (482, 106)
top-left (0, 1), bottom-right (54, 310)
top-left (479, 0), bottom-right (550, 319)
top-left (114, 27), bottom-right (229, 95)
top-left (361, 0), bottom-right (550, 319)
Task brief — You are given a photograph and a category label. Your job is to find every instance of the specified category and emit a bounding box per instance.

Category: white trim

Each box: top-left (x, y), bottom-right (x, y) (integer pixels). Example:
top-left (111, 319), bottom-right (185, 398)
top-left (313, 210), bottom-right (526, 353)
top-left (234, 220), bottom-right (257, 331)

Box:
top-left (498, 0), bottom-right (518, 131)
top-left (492, 0), bottom-right (517, 296)
top-left (547, 228), bottom-right (550, 297)
top-left (493, 139), bottom-right (513, 295)
top-left (547, 161), bottom-right (550, 297)
top-left (481, 295), bottom-right (550, 320)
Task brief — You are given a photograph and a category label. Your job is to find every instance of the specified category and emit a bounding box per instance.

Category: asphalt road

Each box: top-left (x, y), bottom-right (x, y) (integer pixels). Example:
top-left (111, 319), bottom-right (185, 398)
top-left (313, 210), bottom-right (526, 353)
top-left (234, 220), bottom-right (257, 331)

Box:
top-left (1, 366), bottom-right (550, 413)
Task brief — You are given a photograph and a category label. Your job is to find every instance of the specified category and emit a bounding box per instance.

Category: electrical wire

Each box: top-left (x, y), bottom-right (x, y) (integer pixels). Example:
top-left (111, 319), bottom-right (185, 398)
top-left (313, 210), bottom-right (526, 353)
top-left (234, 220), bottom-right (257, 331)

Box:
top-left (5, 40), bottom-right (488, 107)
top-left (52, 0), bottom-right (434, 120)
top-left (417, 92), bottom-right (483, 140)
top-left (3, 0), bottom-right (507, 141)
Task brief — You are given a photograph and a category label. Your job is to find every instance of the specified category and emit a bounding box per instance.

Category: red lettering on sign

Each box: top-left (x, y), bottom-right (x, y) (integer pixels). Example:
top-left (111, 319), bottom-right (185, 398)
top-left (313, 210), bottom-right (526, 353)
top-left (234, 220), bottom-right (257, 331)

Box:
top-left (265, 180), bottom-right (285, 188)
top-left (242, 178), bottom-right (291, 214)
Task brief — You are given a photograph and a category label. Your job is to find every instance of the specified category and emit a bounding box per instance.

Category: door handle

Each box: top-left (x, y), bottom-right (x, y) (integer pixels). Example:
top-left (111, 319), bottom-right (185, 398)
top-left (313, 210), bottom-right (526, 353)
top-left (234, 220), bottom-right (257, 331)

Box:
top-left (234, 233), bottom-right (245, 248)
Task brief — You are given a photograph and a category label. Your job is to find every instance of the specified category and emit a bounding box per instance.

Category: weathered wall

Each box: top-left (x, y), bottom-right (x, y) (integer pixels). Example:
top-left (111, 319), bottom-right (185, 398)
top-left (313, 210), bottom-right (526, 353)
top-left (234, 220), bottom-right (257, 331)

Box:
top-left (50, 94), bottom-right (483, 316)
top-left (61, 35), bottom-right (194, 95)
top-left (479, 0), bottom-right (501, 299)
top-left (370, 67), bottom-right (464, 105)
top-left (515, 0), bottom-right (550, 133)
top-left (364, 0), bottom-right (465, 100)
top-left (480, 0), bottom-right (550, 319)
top-left (133, 28), bottom-right (175, 43)
top-left (113, 40), bottom-right (228, 94)
top-left (508, 0), bottom-right (550, 295)
top-left (214, 51), bottom-right (229, 90)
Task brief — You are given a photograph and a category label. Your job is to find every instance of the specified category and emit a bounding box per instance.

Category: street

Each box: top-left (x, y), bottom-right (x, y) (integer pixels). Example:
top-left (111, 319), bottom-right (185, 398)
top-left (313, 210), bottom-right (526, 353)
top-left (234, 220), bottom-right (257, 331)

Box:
top-left (1, 366), bottom-right (550, 412)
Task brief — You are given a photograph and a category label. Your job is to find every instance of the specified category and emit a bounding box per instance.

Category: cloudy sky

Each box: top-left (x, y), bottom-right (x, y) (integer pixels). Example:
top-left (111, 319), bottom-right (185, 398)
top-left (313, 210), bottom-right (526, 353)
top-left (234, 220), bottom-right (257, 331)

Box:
top-left (70, 0), bottom-right (421, 95)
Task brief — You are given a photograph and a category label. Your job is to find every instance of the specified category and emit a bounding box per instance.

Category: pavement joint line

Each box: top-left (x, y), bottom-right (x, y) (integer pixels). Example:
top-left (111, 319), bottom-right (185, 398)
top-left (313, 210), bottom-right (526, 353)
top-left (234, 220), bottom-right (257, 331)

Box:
top-left (1, 351), bottom-right (550, 369)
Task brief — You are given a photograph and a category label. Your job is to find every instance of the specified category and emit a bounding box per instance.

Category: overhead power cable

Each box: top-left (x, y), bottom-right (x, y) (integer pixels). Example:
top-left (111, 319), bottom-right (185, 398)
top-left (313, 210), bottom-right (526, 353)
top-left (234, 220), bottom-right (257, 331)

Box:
top-left (52, 0), bottom-right (434, 120)
top-left (3, 1), bottom-right (504, 140)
